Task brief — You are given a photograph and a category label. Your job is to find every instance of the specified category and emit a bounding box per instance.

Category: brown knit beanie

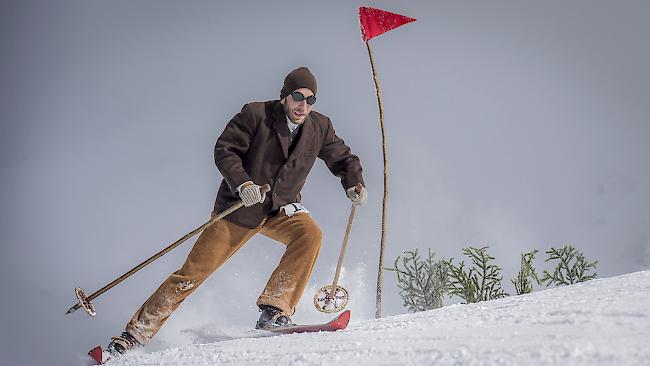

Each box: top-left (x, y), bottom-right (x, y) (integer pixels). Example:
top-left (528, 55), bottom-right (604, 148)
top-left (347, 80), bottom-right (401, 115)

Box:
top-left (280, 67), bottom-right (317, 99)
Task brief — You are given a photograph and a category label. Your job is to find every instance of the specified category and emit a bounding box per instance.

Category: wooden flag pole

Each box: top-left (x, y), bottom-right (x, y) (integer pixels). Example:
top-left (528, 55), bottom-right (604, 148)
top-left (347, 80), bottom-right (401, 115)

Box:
top-left (365, 40), bottom-right (388, 319)
top-left (358, 5), bottom-right (416, 319)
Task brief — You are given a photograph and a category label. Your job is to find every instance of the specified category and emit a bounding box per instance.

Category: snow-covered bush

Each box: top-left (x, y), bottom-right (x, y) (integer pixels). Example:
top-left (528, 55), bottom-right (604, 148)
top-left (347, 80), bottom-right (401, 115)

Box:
top-left (511, 249), bottom-right (542, 295)
top-left (386, 248), bottom-right (448, 312)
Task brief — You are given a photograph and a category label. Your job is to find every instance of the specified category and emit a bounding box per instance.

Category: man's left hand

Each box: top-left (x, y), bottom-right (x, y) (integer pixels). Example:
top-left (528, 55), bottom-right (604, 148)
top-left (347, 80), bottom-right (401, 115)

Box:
top-left (346, 183), bottom-right (367, 207)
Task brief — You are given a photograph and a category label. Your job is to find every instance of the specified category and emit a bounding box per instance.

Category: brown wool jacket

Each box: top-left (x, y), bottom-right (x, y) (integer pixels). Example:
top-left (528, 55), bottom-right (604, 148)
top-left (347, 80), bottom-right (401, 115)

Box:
top-left (213, 100), bottom-right (365, 228)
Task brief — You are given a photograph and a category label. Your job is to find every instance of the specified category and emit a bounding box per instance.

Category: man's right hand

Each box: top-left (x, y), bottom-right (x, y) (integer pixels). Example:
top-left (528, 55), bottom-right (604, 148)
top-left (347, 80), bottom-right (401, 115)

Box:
top-left (238, 181), bottom-right (267, 207)
top-left (346, 183), bottom-right (367, 207)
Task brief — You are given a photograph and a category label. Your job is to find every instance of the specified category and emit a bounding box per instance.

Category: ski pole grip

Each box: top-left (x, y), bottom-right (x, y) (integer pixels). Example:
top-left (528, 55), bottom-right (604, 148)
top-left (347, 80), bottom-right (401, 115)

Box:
top-left (260, 184), bottom-right (271, 203)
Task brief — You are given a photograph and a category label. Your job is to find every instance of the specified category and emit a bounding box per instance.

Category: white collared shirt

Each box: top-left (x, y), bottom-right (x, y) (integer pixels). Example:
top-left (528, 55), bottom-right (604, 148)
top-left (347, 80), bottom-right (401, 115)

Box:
top-left (286, 116), bottom-right (300, 134)
top-left (286, 115), bottom-right (301, 145)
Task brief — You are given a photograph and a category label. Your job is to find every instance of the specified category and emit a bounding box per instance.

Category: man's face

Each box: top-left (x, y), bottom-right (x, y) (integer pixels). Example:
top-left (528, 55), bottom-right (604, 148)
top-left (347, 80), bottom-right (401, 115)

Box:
top-left (281, 87), bottom-right (315, 124)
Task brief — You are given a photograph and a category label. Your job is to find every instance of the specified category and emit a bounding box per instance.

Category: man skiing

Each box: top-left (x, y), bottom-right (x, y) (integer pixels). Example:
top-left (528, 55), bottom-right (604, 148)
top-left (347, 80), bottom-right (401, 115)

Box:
top-left (107, 67), bottom-right (367, 355)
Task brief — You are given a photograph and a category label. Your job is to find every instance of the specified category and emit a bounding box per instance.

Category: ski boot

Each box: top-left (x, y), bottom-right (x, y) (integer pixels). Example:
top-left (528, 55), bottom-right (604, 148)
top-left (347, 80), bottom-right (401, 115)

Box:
top-left (107, 331), bottom-right (141, 356)
top-left (255, 305), bottom-right (293, 329)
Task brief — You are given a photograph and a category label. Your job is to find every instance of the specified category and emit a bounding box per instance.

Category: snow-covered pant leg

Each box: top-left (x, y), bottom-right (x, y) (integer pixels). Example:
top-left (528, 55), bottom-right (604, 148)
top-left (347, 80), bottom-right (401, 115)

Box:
top-left (125, 219), bottom-right (258, 344)
top-left (256, 212), bottom-right (323, 315)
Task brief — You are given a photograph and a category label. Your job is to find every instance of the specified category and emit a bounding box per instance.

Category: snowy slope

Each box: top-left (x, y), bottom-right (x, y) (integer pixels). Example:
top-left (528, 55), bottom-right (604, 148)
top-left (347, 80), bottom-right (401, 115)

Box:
top-left (97, 271), bottom-right (650, 366)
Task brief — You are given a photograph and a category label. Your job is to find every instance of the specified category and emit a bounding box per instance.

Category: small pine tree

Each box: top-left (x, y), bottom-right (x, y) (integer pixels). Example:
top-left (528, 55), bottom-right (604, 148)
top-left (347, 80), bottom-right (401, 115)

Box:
top-left (445, 258), bottom-right (478, 303)
top-left (387, 248), bottom-right (448, 312)
top-left (541, 245), bottom-right (598, 286)
top-left (445, 246), bottom-right (508, 303)
top-left (511, 249), bottom-right (541, 295)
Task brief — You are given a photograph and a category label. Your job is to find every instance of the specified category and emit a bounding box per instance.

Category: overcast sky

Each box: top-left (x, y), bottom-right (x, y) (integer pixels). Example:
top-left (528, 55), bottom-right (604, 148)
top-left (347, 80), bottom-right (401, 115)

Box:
top-left (2, 1), bottom-right (649, 365)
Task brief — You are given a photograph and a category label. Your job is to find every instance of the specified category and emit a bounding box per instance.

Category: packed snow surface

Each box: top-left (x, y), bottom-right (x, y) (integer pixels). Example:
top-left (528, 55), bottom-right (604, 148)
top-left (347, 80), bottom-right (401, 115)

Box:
top-left (99, 271), bottom-right (650, 365)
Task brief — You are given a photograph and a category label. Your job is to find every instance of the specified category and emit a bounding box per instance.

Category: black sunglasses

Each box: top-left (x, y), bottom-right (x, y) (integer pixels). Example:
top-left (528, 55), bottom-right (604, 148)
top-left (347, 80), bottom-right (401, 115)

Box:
top-left (290, 91), bottom-right (316, 105)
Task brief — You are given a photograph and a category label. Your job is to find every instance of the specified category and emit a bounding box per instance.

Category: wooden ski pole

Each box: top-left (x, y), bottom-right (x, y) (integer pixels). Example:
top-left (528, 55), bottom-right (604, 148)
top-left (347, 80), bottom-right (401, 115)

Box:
top-left (66, 184), bottom-right (270, 316)
top-left (328, 205), bottom-right (356, 300)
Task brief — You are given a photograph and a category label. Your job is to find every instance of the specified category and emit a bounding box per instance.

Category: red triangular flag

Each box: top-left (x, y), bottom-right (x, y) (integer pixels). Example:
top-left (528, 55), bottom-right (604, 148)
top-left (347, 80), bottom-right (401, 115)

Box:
top-left (359, 6), bottom-right (416, 42)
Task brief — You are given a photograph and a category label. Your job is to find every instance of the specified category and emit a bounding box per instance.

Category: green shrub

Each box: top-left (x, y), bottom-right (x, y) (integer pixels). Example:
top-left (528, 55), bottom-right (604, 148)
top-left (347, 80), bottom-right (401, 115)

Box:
top-left (387, 248), bottom-right (448, 312)
top-left (391, 244), bottom-right (599, 311)
top-left (445, 246), bottom-right (508, 303)
top-left (512, 249), bottom-right (541, 295)
top-left (541, 245), bottom-right (598, 286)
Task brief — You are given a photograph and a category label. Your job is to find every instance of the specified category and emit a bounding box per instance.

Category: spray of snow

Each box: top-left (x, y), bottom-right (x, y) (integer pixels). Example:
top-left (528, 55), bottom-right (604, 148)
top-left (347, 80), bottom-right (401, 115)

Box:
top-left (295, 262), bottom-right (373, 324)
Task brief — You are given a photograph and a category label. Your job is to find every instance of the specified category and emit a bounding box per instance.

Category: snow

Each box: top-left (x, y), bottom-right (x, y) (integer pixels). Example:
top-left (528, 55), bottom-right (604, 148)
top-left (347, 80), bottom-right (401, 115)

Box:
top-left (96, 271), bottom-right (650, 365)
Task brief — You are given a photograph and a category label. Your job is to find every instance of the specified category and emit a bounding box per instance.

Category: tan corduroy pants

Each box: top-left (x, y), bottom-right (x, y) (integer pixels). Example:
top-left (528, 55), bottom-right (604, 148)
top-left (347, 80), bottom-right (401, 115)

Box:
top-left (125, 211), bottom-right (322, 344)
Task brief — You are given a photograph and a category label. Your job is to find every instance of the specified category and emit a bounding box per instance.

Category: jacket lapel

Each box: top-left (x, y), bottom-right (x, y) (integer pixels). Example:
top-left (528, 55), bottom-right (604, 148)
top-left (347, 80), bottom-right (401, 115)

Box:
top-left (271, 102), bottom-right (289, 159)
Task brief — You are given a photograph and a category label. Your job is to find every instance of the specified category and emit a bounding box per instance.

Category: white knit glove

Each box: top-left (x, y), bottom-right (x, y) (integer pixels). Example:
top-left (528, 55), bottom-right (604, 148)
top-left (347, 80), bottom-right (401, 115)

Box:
top-left (238, 181), bottom-right (267, 207)
top-left (346, 184), bottom-right (367, 207)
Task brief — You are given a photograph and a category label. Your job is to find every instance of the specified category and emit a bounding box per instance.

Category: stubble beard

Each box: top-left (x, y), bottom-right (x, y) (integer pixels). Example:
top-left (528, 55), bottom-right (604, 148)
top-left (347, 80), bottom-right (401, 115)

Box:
top-left (283, 102), bottom-right (306, 125)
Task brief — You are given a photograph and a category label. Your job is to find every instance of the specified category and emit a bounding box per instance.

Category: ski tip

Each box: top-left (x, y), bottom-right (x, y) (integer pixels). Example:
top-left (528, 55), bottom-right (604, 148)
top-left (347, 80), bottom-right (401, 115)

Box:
top-left (330, 310), bottom-right (351, 329)
top-left (88, 346), bottom-right (109, 364)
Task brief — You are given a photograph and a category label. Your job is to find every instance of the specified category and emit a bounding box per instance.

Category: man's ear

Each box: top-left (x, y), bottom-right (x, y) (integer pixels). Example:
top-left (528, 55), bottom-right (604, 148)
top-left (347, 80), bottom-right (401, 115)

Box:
top-left (280, 97), bottom-right (285, 105)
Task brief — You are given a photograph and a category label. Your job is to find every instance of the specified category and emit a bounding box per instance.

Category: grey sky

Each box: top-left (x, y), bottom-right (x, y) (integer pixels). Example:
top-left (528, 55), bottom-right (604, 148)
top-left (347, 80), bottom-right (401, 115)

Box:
top-left (1, 1), bottom-right (649, 365)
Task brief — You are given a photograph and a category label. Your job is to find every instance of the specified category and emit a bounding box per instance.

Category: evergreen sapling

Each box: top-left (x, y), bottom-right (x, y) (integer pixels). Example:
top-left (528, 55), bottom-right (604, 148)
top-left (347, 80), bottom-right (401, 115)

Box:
top-left (445, 246), bottom-right (508, 303)
top-left (541, 245), bottom-right (598, 286)
top-left (511, 249), bottom-right (541, 295)
top-left (387, 248), bottom-right (448, 312)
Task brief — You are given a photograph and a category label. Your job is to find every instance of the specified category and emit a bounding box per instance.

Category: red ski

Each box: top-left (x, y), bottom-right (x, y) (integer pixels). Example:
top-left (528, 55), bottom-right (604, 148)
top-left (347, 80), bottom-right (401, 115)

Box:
top-left (265, 310), bottom-right (350, 335)
top-left (88, 311), bottom-right (350, 364)
top-left (88, 345), bottom-right (110, 365)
